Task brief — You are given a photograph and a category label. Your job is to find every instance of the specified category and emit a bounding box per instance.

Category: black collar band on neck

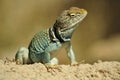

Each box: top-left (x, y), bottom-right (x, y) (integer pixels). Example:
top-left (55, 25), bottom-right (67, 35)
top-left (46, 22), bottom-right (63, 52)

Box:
top-left (49, 27), bottom-right (65, 43)
top-left (53, 27), bottom-right (65, 43)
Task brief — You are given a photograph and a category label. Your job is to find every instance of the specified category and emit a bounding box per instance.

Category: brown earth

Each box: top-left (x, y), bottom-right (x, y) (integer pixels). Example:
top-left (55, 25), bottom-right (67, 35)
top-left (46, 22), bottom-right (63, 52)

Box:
top-left (0, 60), bottom-right (120, 80)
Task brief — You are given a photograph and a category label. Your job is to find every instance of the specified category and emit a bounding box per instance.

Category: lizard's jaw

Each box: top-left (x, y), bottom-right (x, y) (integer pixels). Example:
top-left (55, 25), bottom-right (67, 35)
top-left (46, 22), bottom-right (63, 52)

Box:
top-left (60, 23), bottom-right (79, 32)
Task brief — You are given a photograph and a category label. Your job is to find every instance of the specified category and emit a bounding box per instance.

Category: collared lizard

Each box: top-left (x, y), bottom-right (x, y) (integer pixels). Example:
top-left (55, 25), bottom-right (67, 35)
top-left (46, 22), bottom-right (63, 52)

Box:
top-left (15, 7), bottom-right (87, 68)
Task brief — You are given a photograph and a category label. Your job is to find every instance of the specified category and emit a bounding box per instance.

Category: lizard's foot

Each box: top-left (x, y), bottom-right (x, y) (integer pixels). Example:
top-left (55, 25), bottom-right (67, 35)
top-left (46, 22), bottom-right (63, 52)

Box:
top-left (71, 60), bottom-right (85, 66)
top-left (15, 59), bottom-right (23, 65)
top-left (16, 60), bottom-right (20, 64)
top-left (71, 61), bottom-right (79, 66)
top-left (44, 63), bottom-right (61, 72)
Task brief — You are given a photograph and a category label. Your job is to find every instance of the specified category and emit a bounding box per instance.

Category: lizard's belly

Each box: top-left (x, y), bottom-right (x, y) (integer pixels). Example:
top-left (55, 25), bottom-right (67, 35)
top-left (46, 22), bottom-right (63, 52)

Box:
top-left (45, 41), bottom-right (63, 59)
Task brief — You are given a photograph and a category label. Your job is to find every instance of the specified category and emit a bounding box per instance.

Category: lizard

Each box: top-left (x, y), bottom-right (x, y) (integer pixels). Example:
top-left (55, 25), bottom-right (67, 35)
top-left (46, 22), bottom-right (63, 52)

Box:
top-left (15, 7), bottom-right (87, 68)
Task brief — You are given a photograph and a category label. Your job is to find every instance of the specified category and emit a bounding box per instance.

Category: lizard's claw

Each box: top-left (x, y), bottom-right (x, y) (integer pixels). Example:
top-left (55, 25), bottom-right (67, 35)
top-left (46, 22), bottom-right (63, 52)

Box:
top-left (45, 63), bottom-right (61, 72)
top-left (16, 61), bottom-right (19, 64)
top-left (15, 59), bottom-right (21, 65)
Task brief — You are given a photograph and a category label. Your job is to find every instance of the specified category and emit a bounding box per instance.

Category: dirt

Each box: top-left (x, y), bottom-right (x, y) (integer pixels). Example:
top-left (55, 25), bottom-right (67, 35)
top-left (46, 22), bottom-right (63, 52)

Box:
top-left (0, 60), bottom-right (120, 80)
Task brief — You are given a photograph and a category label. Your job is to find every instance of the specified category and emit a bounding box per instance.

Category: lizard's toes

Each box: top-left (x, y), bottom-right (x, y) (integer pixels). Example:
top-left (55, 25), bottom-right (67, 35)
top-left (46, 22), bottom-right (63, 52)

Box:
top-left (71, 61), bottom-right (79, 66)
top-left (15, 60), bottom-right (23, 65)
top-left (45, 63), bottom-right (61, 72)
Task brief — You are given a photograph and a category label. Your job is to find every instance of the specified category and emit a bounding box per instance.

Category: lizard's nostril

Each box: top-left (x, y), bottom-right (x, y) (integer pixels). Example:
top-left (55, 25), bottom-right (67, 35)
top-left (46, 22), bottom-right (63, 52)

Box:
top-left (79, 9), bottom-right (88, 15)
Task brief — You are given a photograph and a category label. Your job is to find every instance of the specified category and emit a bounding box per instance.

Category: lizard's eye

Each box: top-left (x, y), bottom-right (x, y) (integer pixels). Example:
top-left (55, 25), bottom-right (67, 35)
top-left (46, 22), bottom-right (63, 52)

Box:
top-left (70, 13), bottom-right (75, 16)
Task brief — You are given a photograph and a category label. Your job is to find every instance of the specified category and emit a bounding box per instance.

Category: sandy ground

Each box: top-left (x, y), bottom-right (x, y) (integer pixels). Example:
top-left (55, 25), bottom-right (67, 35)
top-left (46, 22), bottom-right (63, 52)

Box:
top-left (0, 60), bottom-right (120, 80)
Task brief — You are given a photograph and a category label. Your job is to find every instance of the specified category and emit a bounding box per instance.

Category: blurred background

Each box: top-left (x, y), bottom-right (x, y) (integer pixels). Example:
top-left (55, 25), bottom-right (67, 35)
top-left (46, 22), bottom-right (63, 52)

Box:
top-left (0, 0), bottom-right (120, 64)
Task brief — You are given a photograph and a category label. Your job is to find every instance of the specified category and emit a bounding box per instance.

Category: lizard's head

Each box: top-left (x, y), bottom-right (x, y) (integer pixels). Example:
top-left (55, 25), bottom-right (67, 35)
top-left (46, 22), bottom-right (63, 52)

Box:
top-left (53, 7), bottom-right (87, 42)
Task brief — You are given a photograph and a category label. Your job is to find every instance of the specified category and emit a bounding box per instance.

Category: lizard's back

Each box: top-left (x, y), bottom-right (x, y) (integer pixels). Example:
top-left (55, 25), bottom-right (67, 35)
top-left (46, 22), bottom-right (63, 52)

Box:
top-left (29, 29), bottom-right (50, 53)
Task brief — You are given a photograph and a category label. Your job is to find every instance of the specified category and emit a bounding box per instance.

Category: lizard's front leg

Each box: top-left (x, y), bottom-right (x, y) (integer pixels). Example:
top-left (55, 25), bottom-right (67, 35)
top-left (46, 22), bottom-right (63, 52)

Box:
top-left (66, 42), bottom-right (78, 65)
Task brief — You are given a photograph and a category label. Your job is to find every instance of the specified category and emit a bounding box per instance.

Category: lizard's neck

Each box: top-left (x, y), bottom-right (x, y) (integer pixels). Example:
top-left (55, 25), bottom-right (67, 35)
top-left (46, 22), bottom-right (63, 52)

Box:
top-left (49, 25), bottom-right (71, 43)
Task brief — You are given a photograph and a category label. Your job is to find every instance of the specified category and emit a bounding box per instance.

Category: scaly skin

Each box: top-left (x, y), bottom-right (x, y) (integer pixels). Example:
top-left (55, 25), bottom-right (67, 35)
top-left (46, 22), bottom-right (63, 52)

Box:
top-left (15, 7), bottom-right (87, 68)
